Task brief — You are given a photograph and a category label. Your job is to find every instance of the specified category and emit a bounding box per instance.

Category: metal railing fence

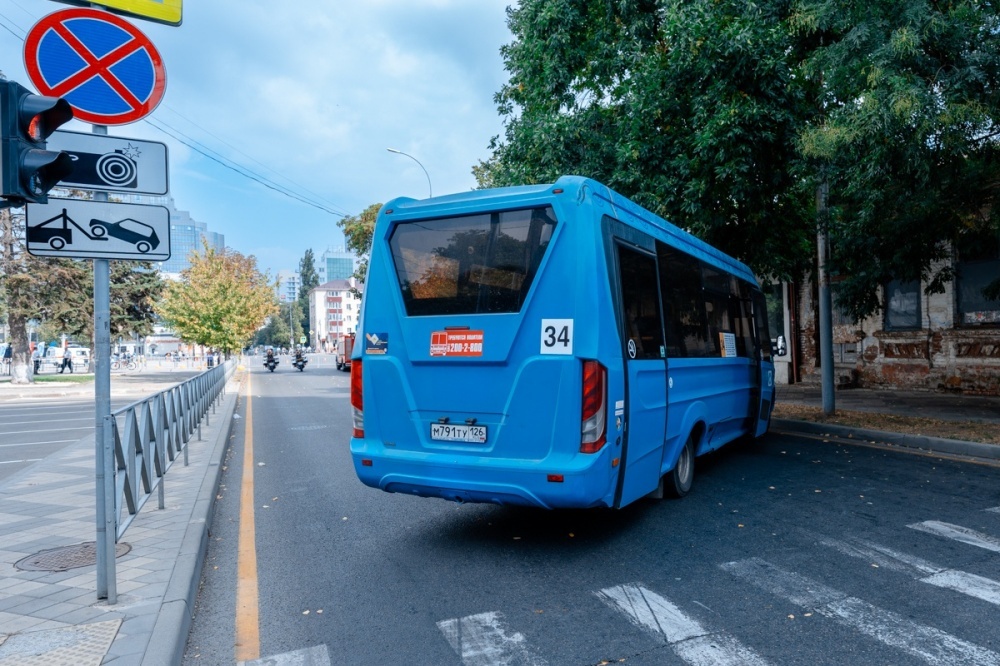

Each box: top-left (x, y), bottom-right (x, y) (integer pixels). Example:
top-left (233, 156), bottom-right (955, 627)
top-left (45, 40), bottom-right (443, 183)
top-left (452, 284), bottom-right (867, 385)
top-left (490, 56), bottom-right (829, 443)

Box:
top-left (106, 359), bottom-right (236, 541)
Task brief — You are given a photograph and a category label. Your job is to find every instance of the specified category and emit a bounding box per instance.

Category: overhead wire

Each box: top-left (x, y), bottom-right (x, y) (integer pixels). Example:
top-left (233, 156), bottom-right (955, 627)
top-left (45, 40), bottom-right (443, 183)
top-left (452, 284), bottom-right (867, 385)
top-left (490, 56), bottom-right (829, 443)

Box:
top-left (0, 9), bottom-right (349, 218)
top-left (156, 104), bottom-right (349, 215)
top-left (144, 117), bottom-right (346, 217)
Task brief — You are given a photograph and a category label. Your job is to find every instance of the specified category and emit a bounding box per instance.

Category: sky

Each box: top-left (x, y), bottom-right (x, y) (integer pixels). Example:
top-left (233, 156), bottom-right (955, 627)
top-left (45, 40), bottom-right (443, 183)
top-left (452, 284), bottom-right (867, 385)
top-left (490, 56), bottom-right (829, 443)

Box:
top-left (0, 0), bottom-right (514, 278)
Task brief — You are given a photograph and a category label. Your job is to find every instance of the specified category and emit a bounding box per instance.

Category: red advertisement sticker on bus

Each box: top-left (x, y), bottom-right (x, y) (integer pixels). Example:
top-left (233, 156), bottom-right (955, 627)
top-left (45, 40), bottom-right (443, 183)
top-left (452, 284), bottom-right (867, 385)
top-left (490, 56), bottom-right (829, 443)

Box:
top-left (430, 330), bottom-right (484, 357)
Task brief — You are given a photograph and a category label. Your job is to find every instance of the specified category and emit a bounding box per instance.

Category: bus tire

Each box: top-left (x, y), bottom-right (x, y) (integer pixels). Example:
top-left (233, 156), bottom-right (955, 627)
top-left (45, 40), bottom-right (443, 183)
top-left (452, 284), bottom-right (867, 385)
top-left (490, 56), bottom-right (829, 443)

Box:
top-left (664, 435), bottom-right (695, 498)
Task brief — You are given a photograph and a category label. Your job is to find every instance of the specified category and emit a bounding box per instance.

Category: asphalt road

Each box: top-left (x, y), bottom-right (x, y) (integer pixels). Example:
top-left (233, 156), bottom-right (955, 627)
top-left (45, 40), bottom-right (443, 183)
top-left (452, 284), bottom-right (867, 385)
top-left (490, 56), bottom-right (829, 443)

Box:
top-left (183, 360), bottom-right (1000, 665)
top-left (0, 397), bottom-right (100, 482)
top-left (0, 370), bottom-right (202, 483)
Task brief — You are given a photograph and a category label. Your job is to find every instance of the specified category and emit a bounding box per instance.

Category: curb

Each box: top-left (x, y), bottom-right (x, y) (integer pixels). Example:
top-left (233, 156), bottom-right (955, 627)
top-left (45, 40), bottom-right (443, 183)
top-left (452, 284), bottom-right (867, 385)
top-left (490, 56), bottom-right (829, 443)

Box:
top-left (141, 375), bottom-right (242, 666)
top-left (772, 418), bottom-right (1000, 462)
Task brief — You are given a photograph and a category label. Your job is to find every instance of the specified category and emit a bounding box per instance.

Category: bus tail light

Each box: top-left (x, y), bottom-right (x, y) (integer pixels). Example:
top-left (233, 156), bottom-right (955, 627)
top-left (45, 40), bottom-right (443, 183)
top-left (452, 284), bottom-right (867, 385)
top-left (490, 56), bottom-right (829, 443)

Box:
top-left (351, 360), bottom-right (364, 438)
top-left (580, 360), bottom-right (607, 453)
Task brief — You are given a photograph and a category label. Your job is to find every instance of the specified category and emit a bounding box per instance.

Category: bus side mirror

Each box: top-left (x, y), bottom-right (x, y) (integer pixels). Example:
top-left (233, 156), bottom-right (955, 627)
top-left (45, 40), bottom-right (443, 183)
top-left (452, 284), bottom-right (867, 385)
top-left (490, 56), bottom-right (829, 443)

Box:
top-left (772, 335), bottom-right (788, 357)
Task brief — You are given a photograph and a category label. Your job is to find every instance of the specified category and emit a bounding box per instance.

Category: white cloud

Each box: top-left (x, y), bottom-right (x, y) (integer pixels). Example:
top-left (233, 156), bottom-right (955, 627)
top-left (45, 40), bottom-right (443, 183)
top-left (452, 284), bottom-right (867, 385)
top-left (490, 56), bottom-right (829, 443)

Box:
top-left (0, 0), bottom-right (513, 274)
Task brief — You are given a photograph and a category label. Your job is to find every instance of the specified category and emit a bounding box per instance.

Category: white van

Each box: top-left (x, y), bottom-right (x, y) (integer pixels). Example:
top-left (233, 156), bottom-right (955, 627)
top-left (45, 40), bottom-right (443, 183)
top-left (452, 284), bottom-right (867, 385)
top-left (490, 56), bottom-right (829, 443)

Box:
top-left (41, 346), bottom-right (90, 373)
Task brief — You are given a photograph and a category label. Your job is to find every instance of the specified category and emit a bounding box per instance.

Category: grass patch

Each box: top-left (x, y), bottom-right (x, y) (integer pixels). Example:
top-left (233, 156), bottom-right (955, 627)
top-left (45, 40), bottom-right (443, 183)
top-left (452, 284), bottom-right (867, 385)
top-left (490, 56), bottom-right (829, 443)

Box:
top-left (32, 374), bottom-right (94, 384)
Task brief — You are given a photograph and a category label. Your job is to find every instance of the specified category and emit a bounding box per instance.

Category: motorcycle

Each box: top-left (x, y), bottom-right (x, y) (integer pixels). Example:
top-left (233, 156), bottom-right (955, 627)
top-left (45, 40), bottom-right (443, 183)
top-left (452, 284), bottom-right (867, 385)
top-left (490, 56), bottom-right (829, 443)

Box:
top-left (264, 354), bottom-right (278, 372)
top-left (292, 354), bottom-right (307, 372)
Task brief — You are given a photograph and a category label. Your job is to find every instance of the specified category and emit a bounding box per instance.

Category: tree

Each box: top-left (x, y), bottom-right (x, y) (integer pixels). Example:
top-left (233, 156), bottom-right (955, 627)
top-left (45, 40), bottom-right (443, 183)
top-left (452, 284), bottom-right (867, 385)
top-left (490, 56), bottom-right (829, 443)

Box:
top-left (485, 0), bottom-right (815, 282)
top-left (297, 248), bottom-right (319, 337)
top-left (336, 203), bottom-right (382, 297)
top-left (484, 0), bottom-right (1000, 319)
top-left (794, 0), bottom-right (1000, 319)
top-left (1, 209), bottom-right (89, 382)
top-left (109, 261), bottom-right (165, 340)
top-left (158, 242), bottom-right (277, 355)
top-left (253, 312), bottom-right (288, 348)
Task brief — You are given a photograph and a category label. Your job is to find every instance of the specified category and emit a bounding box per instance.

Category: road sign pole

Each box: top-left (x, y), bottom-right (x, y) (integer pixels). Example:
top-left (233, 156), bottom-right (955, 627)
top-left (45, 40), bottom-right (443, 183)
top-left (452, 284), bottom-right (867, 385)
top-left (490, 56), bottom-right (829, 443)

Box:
top-left (92, 123), bottom-right (116, 603)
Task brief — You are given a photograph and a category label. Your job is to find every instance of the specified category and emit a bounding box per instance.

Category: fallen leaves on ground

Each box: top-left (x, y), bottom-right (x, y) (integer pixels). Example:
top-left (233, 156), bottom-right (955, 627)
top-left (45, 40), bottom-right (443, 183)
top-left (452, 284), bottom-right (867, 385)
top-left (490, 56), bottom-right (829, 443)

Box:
top-left (772, 403), bottom-right (1000, 444)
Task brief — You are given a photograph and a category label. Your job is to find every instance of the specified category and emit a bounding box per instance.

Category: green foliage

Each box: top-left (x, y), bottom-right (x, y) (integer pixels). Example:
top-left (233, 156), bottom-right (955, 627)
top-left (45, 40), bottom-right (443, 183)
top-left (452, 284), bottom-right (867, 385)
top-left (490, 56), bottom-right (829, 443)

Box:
top-left (2, 209), bottom-right (163, 363)
top-left (485, 0), bottom-right (1000, 319)
top-left (297, 248), bottom-right (319, 334)
top-left (253, 302), bottom-right (303, 348)
top-left (486, 0), bottom-right (815, 282)
top-left (336, 203), bottom-right (382, 296)
top-left (158, 242), bottom-right (277, 354)
top-left (794, 0), bottom-right (1000, 320)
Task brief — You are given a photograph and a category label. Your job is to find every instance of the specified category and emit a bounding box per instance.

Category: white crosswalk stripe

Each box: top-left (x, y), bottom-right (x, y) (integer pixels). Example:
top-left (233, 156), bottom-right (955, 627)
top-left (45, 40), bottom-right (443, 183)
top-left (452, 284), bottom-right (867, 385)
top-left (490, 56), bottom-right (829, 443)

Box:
top-left (819, 536), bottom-right (1000, 606)
top-left (721, 558), bottom-right (1000, 666)
top-left (437, 611), bottom-right (547, 666)
top-left (908, 520), bottom-right (1000, 553)
top-left (596, 583), bottom-right (771, 665)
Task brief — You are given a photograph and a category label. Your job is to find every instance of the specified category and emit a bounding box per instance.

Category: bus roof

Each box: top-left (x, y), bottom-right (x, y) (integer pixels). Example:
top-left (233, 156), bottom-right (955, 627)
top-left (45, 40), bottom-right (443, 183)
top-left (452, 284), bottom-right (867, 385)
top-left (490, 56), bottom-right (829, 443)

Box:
top-left (381, 175), bottom-right (758, 286)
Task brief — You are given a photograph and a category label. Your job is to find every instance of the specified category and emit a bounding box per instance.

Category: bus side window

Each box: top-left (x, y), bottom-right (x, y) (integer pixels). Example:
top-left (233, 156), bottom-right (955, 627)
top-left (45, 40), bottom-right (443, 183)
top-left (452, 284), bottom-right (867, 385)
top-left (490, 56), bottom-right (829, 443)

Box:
top-left (657, 243), bottom-right (710, 357)
top-left (618, 246), bottom-right (664, 359)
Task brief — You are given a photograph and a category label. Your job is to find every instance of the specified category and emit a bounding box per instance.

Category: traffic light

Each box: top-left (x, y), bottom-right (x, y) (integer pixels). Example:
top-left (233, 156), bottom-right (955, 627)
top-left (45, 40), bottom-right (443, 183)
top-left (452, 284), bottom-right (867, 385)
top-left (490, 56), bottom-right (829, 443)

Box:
top-left (1, 80), bottom-right (74, 205)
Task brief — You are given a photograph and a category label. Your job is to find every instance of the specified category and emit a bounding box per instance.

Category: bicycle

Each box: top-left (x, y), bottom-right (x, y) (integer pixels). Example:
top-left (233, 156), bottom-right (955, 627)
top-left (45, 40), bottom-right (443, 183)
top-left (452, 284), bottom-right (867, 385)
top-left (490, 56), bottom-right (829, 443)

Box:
top-left (111, 359), bottom-right (138, 371)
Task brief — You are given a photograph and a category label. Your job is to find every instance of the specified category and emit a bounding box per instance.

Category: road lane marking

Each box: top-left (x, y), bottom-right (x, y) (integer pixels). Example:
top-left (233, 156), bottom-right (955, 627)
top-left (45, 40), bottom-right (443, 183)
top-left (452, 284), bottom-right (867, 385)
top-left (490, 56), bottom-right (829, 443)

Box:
top-left (0, 427), bottom-right (95, 435)
top-left (819, 537), bottom-right (1000, 606)
top-left (596, 583), bottom-right (771, 665)
top-left (239, 644), bottom-right (331, 666)
top-left (987, 507), bottom-right (1000, 515)
top-left (235, 372), bottom-right (260, 663)
top-left (1, 417), bottom-right (94, 426)
top-left (721, 558), bottom-right (1000, 665)
top-left (437, 611), bottom-right (547, 666)
top-left (908, 521), bottom-right (1000, 554)
top-left (0, 458), bottom-right (43, 465)
top-left (0, 439), bottom-right (77, 448)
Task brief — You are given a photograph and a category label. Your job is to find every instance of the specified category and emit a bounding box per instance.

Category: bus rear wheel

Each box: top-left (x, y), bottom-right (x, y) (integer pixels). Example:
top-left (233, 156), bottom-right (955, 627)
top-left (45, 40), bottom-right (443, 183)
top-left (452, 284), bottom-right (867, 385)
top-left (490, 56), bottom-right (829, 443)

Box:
top-left (664, 435), bottom-right (695, 498)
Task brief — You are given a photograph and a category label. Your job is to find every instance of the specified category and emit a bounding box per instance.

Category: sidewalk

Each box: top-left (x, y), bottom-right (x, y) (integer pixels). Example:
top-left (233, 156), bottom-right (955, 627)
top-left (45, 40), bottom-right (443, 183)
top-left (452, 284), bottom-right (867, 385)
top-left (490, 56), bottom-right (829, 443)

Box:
top-left (774, 383), bottom-right (1000, 462)
top-left (0, 369), bottom-right (242, 665)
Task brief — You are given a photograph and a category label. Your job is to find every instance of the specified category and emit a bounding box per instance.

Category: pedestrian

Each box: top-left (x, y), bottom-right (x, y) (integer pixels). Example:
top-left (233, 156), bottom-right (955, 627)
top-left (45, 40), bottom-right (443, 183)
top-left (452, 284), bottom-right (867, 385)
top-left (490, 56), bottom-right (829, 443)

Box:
top-left (2, 344), bottom-right (11, 375)
top-left (59, 347), bottom-right (73, 374)
top-left (31, 346), bottom-right (41, 374)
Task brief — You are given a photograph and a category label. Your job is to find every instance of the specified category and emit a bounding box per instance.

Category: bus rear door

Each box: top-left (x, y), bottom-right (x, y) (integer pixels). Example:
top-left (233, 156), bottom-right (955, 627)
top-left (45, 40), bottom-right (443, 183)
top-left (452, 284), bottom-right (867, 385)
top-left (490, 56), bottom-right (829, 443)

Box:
top-left (615, 244), bottom-right (667, 507)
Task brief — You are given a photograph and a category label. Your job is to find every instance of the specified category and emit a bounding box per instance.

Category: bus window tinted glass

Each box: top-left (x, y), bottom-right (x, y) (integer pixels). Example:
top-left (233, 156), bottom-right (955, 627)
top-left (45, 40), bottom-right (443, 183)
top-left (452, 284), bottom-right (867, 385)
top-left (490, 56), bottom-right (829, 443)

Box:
top-left (658, 244), bottom-right (712, 357)
top-left (618, 246), bottom-right (664, 359)
top-left (389, 207), bottom-right (556, 316)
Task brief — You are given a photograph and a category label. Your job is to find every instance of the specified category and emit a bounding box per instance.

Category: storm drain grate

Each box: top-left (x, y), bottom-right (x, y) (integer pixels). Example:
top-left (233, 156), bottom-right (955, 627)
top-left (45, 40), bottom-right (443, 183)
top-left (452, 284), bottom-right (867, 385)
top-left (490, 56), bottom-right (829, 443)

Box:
top-left (15, 542), bottom-right (132, 572)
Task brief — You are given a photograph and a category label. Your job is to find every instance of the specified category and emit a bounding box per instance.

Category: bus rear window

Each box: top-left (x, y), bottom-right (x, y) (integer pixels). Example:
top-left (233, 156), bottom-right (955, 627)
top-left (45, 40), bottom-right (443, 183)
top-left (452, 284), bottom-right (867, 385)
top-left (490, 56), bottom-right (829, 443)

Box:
top-left (389, 207), bottom-right (557, 316)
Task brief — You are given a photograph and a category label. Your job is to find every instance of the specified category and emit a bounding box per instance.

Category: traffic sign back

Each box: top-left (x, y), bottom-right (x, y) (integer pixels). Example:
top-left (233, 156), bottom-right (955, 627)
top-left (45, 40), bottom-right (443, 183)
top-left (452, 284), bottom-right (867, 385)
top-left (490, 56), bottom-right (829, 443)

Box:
top-left (23, 8), bottom-right (166, 126)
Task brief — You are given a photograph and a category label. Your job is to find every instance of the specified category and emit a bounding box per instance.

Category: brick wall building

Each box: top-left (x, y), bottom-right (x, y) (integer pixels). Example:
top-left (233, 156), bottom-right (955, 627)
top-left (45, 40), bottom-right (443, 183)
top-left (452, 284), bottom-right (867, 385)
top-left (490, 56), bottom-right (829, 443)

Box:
top-left (784, 257), bottom-right (1000, 395)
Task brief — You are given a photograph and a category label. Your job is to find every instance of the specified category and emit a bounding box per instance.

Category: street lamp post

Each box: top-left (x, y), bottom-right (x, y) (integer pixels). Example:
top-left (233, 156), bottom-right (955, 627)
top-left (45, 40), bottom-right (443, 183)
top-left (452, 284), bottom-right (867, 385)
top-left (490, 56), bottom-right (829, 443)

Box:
top-left (387, 148), bottom-right (432, 198)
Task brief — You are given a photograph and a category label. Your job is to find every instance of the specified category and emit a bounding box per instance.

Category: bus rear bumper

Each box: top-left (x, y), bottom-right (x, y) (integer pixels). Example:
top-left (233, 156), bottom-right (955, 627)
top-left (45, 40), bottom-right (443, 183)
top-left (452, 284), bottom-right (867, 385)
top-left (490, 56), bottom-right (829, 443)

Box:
top-left (350, 443), bottom-right (614, 509)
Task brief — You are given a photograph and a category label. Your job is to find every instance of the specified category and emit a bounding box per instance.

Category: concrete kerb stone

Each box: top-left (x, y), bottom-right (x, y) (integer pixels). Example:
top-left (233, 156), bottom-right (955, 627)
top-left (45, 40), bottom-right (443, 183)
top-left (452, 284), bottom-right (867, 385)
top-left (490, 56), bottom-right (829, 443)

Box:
top-left (139, 373), bottom-right (242, 666)
top-left (772, 418), bottom-right (1000, 462)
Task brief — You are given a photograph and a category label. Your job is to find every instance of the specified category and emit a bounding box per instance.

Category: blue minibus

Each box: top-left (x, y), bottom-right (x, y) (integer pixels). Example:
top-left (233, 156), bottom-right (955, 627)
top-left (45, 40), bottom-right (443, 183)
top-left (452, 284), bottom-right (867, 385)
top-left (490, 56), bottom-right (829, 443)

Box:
top-left (350, 176), bottom-right (776, 509)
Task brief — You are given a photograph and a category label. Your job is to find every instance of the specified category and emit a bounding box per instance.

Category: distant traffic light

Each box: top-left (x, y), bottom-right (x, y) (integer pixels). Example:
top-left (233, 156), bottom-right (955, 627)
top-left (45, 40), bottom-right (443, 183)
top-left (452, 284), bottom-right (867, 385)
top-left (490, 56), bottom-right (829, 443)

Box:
top-left (1, 80), bottom-right (74, 205)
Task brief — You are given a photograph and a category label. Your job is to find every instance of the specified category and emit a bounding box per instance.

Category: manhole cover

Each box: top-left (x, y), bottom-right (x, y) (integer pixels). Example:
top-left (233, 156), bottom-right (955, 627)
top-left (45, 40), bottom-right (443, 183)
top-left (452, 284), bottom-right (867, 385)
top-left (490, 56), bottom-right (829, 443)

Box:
top-left (15, 542), bottom-right (131, 572)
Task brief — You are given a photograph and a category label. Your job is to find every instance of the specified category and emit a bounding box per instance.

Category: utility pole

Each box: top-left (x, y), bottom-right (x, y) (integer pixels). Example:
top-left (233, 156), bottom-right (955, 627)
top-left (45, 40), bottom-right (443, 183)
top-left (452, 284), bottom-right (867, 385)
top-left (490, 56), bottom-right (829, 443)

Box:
top-left (817, 179), bottom-right (836, 415)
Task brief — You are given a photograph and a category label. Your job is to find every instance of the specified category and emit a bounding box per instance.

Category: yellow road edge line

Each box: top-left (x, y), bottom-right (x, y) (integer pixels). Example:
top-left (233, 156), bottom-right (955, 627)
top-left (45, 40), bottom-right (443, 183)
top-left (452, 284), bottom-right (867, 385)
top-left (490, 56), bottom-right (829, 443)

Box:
top-left (235, 371), bottom-right (260, 662)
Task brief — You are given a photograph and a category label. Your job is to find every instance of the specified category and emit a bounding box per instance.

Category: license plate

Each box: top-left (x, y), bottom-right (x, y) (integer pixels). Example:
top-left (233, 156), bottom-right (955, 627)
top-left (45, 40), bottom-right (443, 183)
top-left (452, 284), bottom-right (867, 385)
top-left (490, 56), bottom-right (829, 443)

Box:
top-left (430, 423), bottom-right (487, 443)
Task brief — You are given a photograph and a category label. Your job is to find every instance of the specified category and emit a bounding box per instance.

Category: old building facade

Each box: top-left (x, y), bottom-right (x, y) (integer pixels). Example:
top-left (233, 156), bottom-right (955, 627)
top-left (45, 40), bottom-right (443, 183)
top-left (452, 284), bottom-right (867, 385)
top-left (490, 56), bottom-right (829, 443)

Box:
top-left (780, 258), bottom-right (1000, 395)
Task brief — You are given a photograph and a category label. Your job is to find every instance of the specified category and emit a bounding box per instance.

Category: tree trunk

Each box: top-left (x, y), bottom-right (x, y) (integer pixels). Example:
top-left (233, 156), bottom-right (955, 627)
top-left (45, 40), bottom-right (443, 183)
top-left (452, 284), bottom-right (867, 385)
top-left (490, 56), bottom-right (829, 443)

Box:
top-left (1, 208), bottom-right (32, 384)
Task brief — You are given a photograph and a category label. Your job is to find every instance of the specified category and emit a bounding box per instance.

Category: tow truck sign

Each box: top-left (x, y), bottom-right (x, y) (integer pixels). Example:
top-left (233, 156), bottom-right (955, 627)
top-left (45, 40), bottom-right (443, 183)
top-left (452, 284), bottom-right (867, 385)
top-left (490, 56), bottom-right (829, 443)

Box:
top-left (26, 198), bottom-right (170, 261)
